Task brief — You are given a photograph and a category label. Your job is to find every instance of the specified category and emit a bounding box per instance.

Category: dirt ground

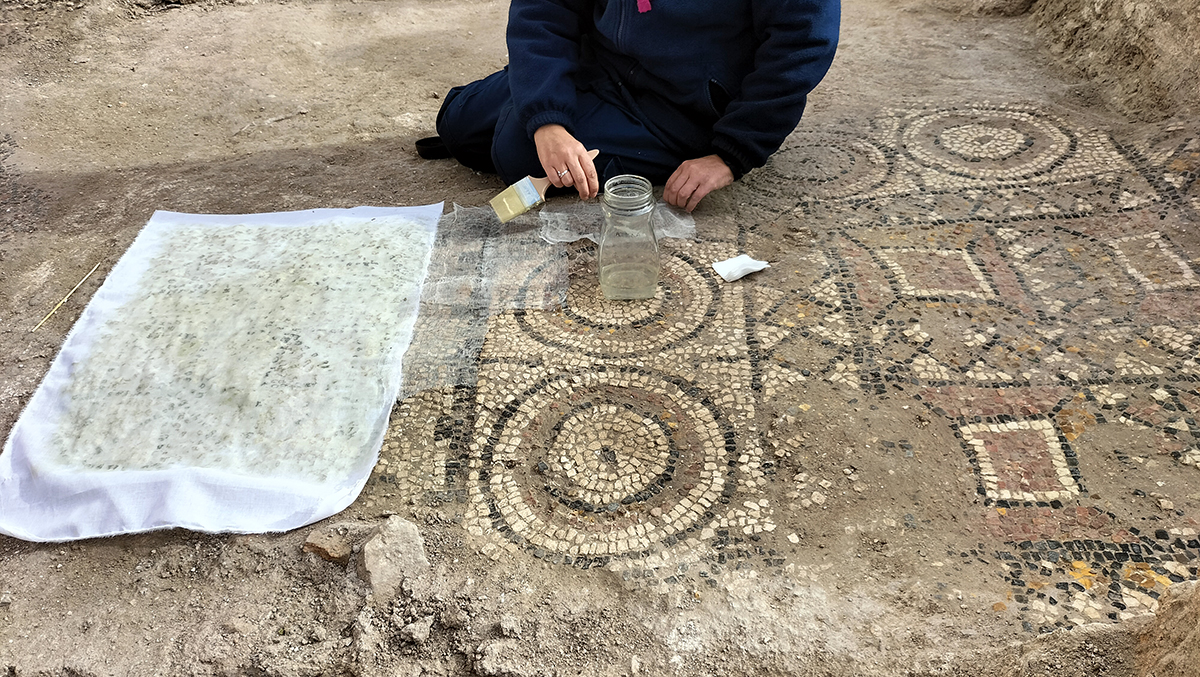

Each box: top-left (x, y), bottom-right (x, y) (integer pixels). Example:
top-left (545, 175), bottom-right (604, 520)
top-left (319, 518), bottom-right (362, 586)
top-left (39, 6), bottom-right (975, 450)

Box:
top-left (1032, 0), bottom-right (1200, 121)
top-left (2, 0), bottom-right (1199, 675)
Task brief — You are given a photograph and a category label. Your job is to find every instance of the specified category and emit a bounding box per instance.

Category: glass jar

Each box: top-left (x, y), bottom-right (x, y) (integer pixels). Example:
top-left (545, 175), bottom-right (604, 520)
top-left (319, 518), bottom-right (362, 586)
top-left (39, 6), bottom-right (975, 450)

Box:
top-left (598, 174), bottom-right (659, 300)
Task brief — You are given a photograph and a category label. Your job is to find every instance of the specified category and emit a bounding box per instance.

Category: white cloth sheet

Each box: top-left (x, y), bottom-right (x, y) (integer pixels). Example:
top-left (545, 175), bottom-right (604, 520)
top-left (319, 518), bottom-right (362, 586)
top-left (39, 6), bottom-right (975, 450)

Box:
top-left (0, 204), bottom-right (442, 542)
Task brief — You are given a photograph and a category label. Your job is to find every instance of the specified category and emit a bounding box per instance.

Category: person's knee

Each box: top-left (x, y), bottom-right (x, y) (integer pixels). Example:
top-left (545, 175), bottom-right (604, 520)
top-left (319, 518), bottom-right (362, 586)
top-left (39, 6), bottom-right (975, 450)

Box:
top-left (435, 70), bottom-right (513, 174)
top-left (434, 88), bottom-right (455, 134)
top-left (434, 85), bottom-right (470, 145)
top-left (435, 85), bottom-right (483, 168)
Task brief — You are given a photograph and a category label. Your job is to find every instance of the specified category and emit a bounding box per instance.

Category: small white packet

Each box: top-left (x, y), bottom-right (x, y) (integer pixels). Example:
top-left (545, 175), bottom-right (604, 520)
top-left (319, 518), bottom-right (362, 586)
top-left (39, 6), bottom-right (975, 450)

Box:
top-left (712, 254), bottom-right (770, 282)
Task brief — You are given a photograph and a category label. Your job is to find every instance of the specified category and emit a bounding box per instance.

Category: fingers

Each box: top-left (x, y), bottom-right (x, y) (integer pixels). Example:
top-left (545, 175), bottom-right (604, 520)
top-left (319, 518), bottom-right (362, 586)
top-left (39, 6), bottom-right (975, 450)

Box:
top-left (531, 126), bottom-right (603, 200)
top-left (664, 166), bottom-right (704, 212)
top-left (664, 168), bottom-right (684, 209)
top-left (536, 148), bottom-right (597, 199)
top-left (582, 152), bottom-right (599, 199)
top-left (545, 157), bottom-right (571, 189)
top-left (541, 157), bottom-right (565, 189)
top-left (665, 155), bottom-right (734, 211)
top-left (561, 158), bottom-right (580, 194)
top-left (679, 179), bottom-right (706, 212)
top-left (567, 151), bottom-right (600, 199)
top-left (552, 150), bottom-right (599, 199)
top-left (534, 124), bottom-right (583, 191)
top-left (667, 172), bottom-right (715, 213)
top-left (685, 181), bottom-right (711, 212)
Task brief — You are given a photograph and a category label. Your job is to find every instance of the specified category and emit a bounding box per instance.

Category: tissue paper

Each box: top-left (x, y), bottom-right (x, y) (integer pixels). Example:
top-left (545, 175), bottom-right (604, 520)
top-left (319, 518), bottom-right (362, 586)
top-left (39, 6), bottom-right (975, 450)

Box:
top-left (711, 254), bottom-right (770, 282)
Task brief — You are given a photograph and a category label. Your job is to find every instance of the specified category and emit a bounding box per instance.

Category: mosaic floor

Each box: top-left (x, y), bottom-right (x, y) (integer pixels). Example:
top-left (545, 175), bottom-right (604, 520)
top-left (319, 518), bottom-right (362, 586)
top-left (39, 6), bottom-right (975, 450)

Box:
top-left (373, 103), bottom-right (1200, 633)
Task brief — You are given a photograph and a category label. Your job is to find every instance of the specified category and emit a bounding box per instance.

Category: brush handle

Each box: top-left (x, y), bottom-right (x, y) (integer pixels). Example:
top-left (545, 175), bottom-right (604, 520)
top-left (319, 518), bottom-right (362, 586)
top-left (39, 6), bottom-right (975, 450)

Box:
top-left (530, 176), bottom-right (553, 199)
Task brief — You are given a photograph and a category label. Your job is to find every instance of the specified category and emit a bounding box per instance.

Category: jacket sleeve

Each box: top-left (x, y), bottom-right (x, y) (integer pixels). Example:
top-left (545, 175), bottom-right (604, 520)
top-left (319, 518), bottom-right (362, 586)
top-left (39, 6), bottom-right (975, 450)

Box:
top-left (506, 0), bottom-right (592, 140)
top-left (710, 0), bottom-right (840, 179)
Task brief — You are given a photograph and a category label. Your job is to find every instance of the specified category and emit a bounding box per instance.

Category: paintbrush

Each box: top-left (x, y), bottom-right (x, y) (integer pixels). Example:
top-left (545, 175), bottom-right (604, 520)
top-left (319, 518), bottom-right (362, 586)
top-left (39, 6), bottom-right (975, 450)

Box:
top-left (490, 149), bottom-right (600, 223)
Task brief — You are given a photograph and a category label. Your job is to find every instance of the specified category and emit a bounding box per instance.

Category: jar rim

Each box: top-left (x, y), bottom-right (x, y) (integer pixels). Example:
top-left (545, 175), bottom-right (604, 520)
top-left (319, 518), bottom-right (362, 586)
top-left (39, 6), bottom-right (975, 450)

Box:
top-left (602, 174), bottom-right (654, 212)
top-left (604, 174), bottom-right (652, 195)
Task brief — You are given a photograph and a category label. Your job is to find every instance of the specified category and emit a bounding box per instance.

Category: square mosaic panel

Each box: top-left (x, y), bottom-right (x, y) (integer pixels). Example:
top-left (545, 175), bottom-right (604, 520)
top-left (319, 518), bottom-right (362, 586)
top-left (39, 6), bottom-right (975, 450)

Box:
top-left (961, 419), bottom-right (1081, 503)
top-left (877, 247), bottom-right (997, 300)
top-left (1109, 232), bottom-right (1199, 291)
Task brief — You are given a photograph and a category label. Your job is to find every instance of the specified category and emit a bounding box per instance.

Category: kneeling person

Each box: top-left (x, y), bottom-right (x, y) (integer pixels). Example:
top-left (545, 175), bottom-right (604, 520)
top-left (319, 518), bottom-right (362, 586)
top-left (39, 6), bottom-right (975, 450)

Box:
top-left (431, 0), bottom-right (840, 212)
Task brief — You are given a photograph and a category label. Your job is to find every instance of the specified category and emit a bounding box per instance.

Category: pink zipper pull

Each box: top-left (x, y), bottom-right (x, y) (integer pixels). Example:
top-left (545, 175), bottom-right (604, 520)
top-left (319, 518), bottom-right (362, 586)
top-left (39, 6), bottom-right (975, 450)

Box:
top-left (636, 0), bottom-right (651, 13)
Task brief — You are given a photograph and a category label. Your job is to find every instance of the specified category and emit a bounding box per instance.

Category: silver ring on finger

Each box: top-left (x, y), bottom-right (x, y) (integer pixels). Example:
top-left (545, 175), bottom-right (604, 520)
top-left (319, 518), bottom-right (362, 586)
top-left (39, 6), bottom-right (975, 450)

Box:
top-left (557, 169), bottom-right (569, 178)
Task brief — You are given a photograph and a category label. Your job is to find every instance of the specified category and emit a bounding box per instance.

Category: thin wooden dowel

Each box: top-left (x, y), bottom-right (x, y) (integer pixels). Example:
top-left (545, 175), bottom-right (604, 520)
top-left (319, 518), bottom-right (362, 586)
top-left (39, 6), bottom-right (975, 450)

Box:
top-left (30, 262), bottom-right (102, 333)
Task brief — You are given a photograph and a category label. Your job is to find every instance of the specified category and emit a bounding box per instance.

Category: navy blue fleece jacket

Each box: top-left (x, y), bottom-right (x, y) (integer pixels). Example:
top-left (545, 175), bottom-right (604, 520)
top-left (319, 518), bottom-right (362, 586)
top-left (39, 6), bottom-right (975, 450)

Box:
top-left (506, 0), bottom-right (840, 178)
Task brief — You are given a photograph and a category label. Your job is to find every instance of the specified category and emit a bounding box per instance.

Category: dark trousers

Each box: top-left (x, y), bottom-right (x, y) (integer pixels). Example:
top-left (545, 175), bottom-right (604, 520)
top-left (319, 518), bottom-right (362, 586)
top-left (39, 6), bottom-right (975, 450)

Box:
top-left (435, 67), bottom-right (687, 188)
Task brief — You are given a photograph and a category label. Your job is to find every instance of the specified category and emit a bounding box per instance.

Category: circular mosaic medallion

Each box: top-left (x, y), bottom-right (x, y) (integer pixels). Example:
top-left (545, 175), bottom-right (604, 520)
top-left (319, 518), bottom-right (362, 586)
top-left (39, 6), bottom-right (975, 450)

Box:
top-left (545, 403), bottom-right (674, 509)
top-left (900, 107), bottom-right (1073, 181)
top-left (477, 367), bottom-right (736, 563)
top-left (515, 249), bottom-right (721, 357)
top-left (939, 124), bottom-right (1029, 161)
top-left (745, 137), bottom-right (890, 200)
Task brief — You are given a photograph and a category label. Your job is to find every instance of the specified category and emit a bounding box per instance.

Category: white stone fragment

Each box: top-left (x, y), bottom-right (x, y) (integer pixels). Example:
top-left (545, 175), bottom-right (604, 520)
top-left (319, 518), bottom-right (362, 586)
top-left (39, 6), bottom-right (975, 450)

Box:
top-left (358, 516), bottom-right (430, 600)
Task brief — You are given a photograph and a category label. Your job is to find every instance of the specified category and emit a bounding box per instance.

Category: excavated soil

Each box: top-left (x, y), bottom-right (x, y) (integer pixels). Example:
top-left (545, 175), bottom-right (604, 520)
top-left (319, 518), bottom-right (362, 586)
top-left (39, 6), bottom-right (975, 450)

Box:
top-left (1031, 0), bottom-right (1200, 122)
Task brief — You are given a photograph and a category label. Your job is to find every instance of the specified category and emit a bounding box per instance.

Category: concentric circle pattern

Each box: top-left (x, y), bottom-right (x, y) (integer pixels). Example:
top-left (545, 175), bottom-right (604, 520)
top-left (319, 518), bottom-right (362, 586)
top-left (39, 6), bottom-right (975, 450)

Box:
top-left (515, 249), bottom-right (720, 357)
top-left (901, 107), bottom-right (1072, 181)
top-left (546, 404), bottom-right (673, 510)
top-left (478, 367), bottom-right (736, 561)
top-left (746, 137), bottom-right (890, 200)
top-left (939, 124), bottom-right (1029, 161)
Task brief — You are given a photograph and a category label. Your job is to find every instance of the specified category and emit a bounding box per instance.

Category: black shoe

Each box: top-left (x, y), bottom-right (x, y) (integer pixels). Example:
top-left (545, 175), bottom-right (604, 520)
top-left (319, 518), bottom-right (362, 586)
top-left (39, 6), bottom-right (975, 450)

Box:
top-left (415, 136), bottom-right (452, 160)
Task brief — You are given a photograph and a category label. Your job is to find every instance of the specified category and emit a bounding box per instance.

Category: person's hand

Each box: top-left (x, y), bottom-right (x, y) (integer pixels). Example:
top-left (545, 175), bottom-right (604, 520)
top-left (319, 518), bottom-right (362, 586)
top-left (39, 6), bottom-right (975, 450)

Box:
top-left (664, 155), bottom-right (734, 212)
top-left (533, 124), bottom-right (600, 200)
